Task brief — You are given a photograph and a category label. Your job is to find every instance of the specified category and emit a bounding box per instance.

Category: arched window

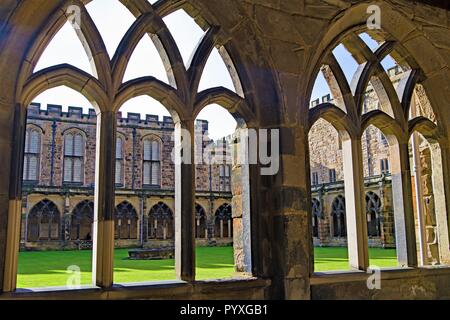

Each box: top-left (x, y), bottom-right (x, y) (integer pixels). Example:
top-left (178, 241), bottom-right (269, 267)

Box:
top-left (115, 201), bottom-right (138, 240)
top-left (148, 202), bottom-right (174, 240)
top-left (27, 200), bottom-right (60, 241)
top-left (215, 203), bottom-right (232, 239)
top-left (195, 204), bottom-right (207, 239)
top-left (312, 198), bottom-right (322, 238)
top-left (143, 137), bottom-right (161, 188)
top-left (71, 200), bottom-right (94, 241)
top-left (115, 136), bottom-right (124, 186)
top-left (331, 196), bottom-right (346, 238)
top-left (366, 192), bottom-right (382, 238)
top-left (63, 131), bottom-right (84, 183)
top-left (13, 0), bottom-right (254, 286)
top-left (23, 127), bottom-right (41, 182)
top-left (219, 165), bottom-right (231, 192)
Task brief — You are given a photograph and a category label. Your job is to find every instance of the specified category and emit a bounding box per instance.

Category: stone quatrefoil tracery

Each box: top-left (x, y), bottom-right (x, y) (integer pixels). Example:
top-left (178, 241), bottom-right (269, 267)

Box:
top-left (308, 30), bottom-right (443, 145)
top-left (20, 0), bottom-right (255, 124)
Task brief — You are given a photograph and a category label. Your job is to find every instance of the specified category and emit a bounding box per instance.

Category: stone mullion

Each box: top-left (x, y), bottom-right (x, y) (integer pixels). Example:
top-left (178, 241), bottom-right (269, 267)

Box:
top-left (174, 119), bottom-right (195, 281)
top-left (390, 141), bottom-right (418, 267)
top-left (342, 136), bottom-right (369, 271)
top-left (2, 103), bottom-right (26, 293)
top-left (92, 110), bottom-right (116, 288)
top-left (231, 135), bottom-right (252, 273)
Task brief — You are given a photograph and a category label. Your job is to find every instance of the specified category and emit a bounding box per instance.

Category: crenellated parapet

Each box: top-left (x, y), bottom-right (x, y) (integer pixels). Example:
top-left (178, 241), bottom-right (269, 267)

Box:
top-left (28, 102), bottom-right (211, 130)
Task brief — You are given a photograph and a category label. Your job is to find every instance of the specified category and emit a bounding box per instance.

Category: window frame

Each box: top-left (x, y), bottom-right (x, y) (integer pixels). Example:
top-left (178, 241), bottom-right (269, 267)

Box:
top-left (142, 136), bottom-right (162, 189)
top-left (312, 172), bottom-right (319, 186)
top-left (115, 135), bottom-right (125, 187)
top-left (23, 126), bottom-right (42, 183)
top-left (63, 130), bottom-right (86, 185)
top-left (5, 0), bottom-right (257, 295)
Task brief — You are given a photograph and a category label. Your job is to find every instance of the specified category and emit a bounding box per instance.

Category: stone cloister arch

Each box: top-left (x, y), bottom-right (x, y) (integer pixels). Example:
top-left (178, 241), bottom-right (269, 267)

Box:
top-left (3, 0), bottom-right (264, 293)
top-left (71, 200), bottom-right (94, 241)
top-left (1, 0), bottom-right (450, 301)
top-left (306, 5), bottom-right (450, 271)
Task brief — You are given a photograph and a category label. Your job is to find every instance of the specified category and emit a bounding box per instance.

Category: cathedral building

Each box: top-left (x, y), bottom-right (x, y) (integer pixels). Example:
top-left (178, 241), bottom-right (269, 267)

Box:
top-left (1, 0), bottom-right (450, 301)
top-left (21, 103), bottom-right (233, 250)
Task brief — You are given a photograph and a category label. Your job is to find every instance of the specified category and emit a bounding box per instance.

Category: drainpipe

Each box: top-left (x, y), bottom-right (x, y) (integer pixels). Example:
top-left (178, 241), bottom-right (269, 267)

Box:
top-left (50, 120), bottom-right (57, 186)
top-left (131, 127), bottom-right (137, 189)
top-left (411, 93), bottom-right (428, 266)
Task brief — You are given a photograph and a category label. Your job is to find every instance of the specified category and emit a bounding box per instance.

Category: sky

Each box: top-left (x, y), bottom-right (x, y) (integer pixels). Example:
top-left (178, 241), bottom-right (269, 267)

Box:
top-left (33, 0), bottom-right (238, 141)
top-left (311, 32), bottom-right (397, 103)
top-left (33, 1), bottom-right (399, 139)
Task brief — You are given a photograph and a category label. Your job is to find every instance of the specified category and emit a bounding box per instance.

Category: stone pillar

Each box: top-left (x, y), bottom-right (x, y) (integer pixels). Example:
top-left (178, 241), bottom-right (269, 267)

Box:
top-left (378, 182), bottom-right (395, 248)
top-left (174, 120), bottom-right (195, 281)
top-left (139, 196), bottom-right (147, 247)
top-left (429, 144), bottom-right (450, 264)
top-left (92, 110), bottom-right (116, 288)
top-left (2, 104), bottom-right (26, 292)
top-left (142, 198), bottom-right (149, 246)
top-left (63, 195), bottom-right (71, 244)
top-left (232, 129), bottom-right (252, 274)
top-left (270, 126), bottom-right (311, 299)
top-left (342, 136), bottom-right (369, 270)
top-left (390, 141), bottom-right (418, 267)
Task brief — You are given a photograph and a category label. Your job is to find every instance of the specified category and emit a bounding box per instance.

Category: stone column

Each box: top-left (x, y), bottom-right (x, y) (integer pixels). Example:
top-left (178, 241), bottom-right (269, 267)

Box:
top-left (174, 119), bottom-right (195, 281)
top-left (232, 129), bottom-right (252, 274)
top-left (63, 195), bottom-right (71, 244)
top-left (342, 136), bottom-right (369, 270)
top-left (390, 141), bottom-right (418, 267)
top-left (142, 197), bottom-right (148, 246)
top-left (430, 144), bottom-right (450, 264)
top-left (2, 104), bottom-right (25, 293)
top-left (378, 182), bottom-right (395, 248)
top-left (92, 110), bottom-right (116, 288)
top-left (271, 126), bottom-right (311, 299)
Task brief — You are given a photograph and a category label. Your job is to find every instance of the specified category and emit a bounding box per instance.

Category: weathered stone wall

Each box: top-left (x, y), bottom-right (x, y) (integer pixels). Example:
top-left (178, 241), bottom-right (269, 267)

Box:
top-left (311, 268), bottom-right (450, 300)
top-left (26, 104), bottom-right (228, 192)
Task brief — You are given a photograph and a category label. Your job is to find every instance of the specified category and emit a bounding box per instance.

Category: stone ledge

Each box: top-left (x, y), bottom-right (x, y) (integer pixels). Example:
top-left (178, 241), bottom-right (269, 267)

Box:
top-left (0, 277), bottom-right (270, 300)
top-left (310, 266), bottom-right (450, 285)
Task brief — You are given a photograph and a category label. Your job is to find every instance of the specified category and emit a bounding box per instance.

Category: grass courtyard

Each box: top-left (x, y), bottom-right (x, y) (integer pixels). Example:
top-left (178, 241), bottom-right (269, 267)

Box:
top-left (314, 247), bottom-right (398, 271)
top-left (17, 246), bottom-right (398, 288)
top-left (17, 246), bottom-right (235, 288)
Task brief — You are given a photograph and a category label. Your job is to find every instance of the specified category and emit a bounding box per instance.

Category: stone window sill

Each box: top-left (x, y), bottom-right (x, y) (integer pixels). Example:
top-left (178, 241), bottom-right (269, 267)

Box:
top-left (0, 277), bottom-right (268, 300)
top-left (310, 266), bottom-right (450, 285)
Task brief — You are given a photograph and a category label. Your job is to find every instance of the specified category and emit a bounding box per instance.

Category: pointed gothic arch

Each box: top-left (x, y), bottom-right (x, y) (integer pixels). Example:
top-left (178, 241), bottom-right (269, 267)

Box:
top-left (115, 201), bottom-right (139, 240)
top-left (148, 202), bottom-right (174, 240)
top-left (27, 200), bottom-right (61, 242)
top-left (215, 203), bottom-right (232, 239)
top-left (71, 200), bottom-right (94, 241)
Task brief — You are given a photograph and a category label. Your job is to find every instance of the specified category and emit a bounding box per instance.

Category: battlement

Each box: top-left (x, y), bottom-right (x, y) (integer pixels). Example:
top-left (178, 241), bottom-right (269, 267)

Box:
top-left (310, 94), bottom-right (333, 108)
top-left (28, 102), bottom-right (208, 130)
top-left (28, 103), bottom-right (98, 120)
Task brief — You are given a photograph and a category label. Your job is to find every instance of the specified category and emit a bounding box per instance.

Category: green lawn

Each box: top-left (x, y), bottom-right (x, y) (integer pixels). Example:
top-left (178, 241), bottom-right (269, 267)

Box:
top-left (17, 246), bottom-right (235, 289)
top-left (17, 246), bottom-right (398, 288)
top-left (314, 247), bottom-right (398, 272)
